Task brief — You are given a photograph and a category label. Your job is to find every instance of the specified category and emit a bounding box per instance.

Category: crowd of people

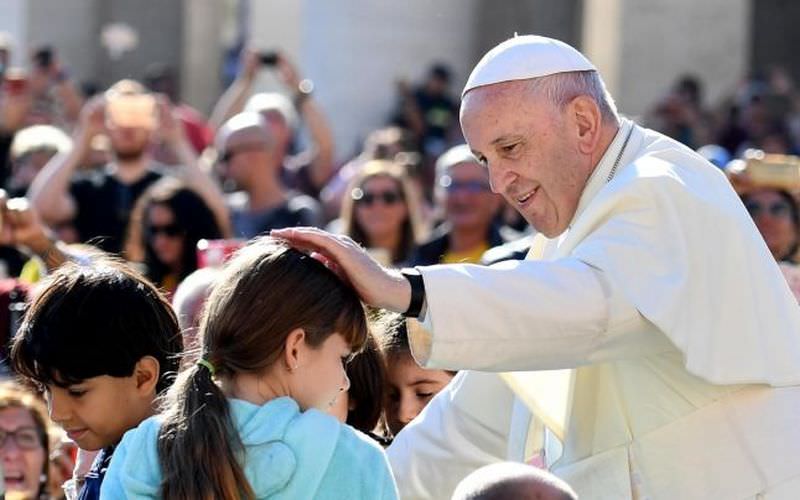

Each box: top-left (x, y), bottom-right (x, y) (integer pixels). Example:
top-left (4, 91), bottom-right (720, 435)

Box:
top-left (0, 31), bottom-right (796, 500)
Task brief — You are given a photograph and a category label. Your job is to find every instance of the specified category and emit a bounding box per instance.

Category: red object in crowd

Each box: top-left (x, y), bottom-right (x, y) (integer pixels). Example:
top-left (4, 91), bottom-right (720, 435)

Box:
top-left (196, 239), bottom-right (245, 268)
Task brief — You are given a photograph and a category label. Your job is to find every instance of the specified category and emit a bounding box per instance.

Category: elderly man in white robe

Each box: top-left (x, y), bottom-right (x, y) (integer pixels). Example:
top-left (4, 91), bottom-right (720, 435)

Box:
top-left (273, 35), bottom-right (800, 500)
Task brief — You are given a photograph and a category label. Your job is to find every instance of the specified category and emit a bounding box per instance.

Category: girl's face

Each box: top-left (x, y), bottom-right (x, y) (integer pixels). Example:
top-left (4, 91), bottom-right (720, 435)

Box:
top-left (354, 176), bottom-right (408, 246)
top-left (744, 189), bottom-right (799, 260)
top-left (147, 204), bottom-right (185, 270)
top-left (384, 351), bottom-right (454, 436)
top-left (288, 333), bottom-right (352, 413)
top-left (0, 407), bottom-right (46, 498)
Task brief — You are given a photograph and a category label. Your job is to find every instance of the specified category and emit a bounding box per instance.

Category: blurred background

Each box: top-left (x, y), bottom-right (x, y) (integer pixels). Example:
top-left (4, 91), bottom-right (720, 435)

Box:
top-left (1, 0), bottom-right (794, 161)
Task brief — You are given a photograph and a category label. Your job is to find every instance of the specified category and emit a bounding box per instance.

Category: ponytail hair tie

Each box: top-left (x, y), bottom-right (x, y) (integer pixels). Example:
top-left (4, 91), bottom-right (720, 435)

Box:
top-left (197, 358), bottom-right (216, 375)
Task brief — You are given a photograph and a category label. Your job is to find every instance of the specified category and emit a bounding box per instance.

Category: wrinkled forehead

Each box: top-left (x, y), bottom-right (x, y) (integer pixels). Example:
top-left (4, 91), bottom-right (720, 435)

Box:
top-left (462, 80), bottom-right (531, 115)
top-left (460, 80), bottom-right (556, 147)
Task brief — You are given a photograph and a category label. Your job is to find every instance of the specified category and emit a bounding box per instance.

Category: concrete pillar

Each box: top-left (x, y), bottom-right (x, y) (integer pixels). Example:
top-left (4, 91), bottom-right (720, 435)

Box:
top-left (182, 0), bottom-right (224, 113)
top-left (300, 0), bottom-right (479, 160)
top-left (248, 0), bottom-right (304, 93)
top-left (0, 0), bottom-right (28, 67)
top-left (26, 0), bottom-right (100, 85)
top-left (582, 0), bottom-right (750, 117)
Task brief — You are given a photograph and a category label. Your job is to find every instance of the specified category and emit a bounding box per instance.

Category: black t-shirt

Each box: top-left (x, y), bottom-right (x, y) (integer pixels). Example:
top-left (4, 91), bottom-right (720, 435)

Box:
top-left (70, 166), bottom-right (164, 253)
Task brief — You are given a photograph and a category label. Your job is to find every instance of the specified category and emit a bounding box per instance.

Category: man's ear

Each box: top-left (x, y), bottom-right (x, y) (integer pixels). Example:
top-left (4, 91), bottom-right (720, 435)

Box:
top-left (569, 95), bottom-right (603, 155)
top-left (133, 356), bottom-right (161, 396)
top-left (283, 328), bottom-right (306, 372)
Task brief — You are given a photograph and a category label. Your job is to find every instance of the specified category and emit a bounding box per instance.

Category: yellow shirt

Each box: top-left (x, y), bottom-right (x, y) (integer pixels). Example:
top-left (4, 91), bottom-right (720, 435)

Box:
top-left (441, 242), bottom-right (490, 264)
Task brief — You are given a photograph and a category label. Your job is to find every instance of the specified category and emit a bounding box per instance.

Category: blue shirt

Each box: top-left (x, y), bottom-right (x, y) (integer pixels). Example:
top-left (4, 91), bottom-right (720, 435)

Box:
top-left (100, 397), bottom-right (398, 499)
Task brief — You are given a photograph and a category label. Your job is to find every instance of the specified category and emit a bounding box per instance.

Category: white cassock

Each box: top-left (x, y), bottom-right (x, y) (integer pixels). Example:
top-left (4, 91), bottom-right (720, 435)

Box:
top-left (387, 119), bottom-right (800, 500)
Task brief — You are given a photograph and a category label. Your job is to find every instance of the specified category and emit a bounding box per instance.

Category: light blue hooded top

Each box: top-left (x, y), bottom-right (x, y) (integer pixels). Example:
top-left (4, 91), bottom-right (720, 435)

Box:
top-left (99, 397), bottom-right (398, 499)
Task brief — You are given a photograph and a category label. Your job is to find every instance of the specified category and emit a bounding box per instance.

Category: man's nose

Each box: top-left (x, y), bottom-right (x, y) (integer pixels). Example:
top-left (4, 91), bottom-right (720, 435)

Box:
top-left (487, 162), bottom-right (516, 195)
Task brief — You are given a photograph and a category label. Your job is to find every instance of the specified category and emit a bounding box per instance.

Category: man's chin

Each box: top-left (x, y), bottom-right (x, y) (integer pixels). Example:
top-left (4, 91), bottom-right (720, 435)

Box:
top-left (114, 149), bottom-right (147, 163)
top-left (523, 215), bottom-right (560, 238)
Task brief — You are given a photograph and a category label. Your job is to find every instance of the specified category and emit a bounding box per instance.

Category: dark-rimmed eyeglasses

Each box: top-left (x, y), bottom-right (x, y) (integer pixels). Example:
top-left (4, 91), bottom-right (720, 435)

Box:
top-left (744, 200), bottom-right (793, 219)
top-left (0, 427), bottom-right (42, 450)
top-left (351, 188), bottom-right (404, 206)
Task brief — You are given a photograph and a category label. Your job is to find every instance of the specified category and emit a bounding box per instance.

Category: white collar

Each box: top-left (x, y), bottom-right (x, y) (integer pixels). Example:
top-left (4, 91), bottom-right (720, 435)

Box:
top-left (568, 118), bottom-right (636, 229)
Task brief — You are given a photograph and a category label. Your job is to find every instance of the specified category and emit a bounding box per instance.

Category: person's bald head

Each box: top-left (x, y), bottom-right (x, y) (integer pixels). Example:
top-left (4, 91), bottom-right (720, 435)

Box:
top-left (452, 462), bottom-right (577, 500)
top-left (216, 112), bottom-right (276, 188)
top-left (216, 112), bottom-right (274, 153)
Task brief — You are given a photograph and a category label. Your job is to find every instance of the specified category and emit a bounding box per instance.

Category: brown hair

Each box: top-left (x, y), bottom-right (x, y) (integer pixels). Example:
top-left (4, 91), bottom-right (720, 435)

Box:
top-left (340, 160), bottom-right (426, 264)
top-left (345, 331), bottom-right (386, 433)
top-left (157, 237), bottom-right (368, 500)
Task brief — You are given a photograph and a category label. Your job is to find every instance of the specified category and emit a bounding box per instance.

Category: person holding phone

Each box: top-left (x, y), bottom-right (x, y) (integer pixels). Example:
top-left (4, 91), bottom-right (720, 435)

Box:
top-left (209, 48), bottom-right (335, 197)
top-left (27, 80), bottom-right (228, 254)
top-left (24, 45), bottom-right (84, 128)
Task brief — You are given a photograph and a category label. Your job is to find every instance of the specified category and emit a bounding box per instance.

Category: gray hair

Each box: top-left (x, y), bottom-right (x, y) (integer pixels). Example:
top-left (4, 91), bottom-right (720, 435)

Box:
top-left (527, 70), bottom-right (619, 124)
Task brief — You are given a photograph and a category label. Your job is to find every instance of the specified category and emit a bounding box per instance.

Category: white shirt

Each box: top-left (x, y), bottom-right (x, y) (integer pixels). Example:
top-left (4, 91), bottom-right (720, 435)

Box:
top-left (387, 120), bottom-right (800, 499)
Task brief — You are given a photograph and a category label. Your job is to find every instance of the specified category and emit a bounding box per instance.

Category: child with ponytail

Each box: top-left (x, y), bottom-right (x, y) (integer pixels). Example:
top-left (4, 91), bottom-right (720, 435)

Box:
top-left (101, 237), bottom-right (398, 499)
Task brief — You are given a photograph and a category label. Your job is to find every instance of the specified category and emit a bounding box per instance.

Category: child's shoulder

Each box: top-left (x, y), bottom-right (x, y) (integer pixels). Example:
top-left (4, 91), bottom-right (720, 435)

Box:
top-left (100, 416), bottom-right (164, 498)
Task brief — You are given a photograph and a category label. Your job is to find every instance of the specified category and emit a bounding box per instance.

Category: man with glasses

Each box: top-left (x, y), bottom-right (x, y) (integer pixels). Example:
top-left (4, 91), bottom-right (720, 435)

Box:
top-left (216, 112), bottom-right (322, 239)
top-left (410, 144), bottom-right (510, 265)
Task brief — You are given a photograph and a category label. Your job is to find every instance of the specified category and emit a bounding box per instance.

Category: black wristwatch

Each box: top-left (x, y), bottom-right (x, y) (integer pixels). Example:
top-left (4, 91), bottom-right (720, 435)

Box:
top-left (400, 267), bottom-right (426, 318)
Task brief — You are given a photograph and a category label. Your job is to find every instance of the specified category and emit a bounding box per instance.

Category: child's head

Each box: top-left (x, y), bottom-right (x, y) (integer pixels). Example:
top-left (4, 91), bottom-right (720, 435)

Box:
top-left (10, 258), bottom-right (182, 451)
top-left (329, 330), bottom-right (386, 435)
top-left (157, 237), bottom-right (368, 500)
top-left (381, 316), bottom-right (455, 436)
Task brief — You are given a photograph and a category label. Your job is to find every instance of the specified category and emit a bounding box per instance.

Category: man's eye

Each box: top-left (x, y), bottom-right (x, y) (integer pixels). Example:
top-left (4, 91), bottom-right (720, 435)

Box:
top-left (501, 143), bottom-right (519, 154)
top-left (68, 389), bottom-right (87, 397)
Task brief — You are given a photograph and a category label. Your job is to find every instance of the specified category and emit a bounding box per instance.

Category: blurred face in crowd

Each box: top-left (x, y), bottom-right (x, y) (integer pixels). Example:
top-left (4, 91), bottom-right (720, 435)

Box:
top-left (107, 122), bottom-right (153, 163)
top-left (385, 351), bottom-right (454, 436)
top-left (147, 203), bottom-right (185, 271)
top-left (0, 407), bottom-right (46, 498)
top-left (219, 129), bottom-right (272, 190)
top-left (461, 80), bottom-right (596, 237)
top-left (12, 149), bottom-right (57, 189)
top-left (106, 95), bottom-right (156, 162)
top-left (440, 161), bottom-right (500, 232)
top-left (354, 175), bottom-right (408, 246)
top-left (744, 189), bottom-right (799, 261)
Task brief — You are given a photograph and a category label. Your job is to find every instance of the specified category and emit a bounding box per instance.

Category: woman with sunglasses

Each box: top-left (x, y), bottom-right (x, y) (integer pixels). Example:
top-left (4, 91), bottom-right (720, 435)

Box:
top-left (728, 151), bottom-right (800, 300)
top-left (125, 178), bottom-right (224, 297)
top-left (339, 160), bottom-right (426, 266)
top-left (728, 152), bottom-right (800, 263)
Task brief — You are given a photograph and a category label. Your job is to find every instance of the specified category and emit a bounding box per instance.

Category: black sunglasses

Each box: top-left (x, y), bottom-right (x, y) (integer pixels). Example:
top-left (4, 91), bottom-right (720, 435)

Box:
top-left (744, 200), bottom-right (793, 219)
top-left (352, 188), bottom-right (404, 206)
top-left (147, 223), bottom-right (183, 238)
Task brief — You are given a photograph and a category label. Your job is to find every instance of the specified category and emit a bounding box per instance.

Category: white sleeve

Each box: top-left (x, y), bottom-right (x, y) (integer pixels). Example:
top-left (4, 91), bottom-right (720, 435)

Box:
top-left (412, 258), bottom-right (669, 371)
top-left (386, 371), bottom-right (514, 500)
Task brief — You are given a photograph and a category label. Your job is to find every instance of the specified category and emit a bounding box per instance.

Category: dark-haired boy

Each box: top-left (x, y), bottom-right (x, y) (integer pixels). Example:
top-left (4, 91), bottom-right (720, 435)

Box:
top-left (10, 258), bottom-right (183, 500)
